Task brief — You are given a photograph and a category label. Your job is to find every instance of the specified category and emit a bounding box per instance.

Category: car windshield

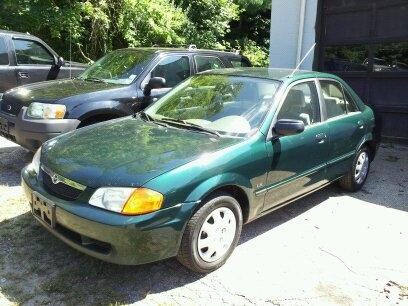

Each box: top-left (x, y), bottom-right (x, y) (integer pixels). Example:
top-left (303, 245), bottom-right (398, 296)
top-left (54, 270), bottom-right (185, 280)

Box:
top-left (78, 50), bottom-right (154, 85)
top-left (145, 74), bottom-right (281, 137)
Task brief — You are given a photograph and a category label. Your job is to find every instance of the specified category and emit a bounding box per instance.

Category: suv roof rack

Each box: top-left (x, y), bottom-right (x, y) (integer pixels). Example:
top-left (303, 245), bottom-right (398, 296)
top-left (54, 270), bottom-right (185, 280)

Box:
top-left (149, 44), bottom-right (241, 54)
top-left (188, 44), bottom-right (197, 51)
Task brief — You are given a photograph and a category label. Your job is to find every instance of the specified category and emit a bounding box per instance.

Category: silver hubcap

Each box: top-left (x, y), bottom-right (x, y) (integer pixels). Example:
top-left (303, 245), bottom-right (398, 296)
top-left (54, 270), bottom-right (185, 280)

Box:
top-left (197, 207), bottom-right (237, 263)
top-left (355, 151), bottom-right (369, 184)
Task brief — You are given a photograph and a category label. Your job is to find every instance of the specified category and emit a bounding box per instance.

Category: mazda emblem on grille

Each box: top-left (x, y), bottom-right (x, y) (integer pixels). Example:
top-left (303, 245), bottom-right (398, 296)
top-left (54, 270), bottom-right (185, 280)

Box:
top-left (6, 105), bottom-right (11, 111)
top-left (41, 165), bottom-right (87, 191)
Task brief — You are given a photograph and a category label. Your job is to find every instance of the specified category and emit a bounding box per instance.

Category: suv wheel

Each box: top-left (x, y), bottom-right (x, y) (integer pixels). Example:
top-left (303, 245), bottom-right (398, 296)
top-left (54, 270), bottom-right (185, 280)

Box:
top-left (339, 147), bottom-right (370, 192)
top-left (177, 193), bottom-right (243, 273)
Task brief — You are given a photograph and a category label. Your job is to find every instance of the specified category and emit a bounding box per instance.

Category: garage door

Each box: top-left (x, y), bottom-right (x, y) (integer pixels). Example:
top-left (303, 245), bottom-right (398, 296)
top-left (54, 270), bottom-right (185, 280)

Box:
top-left (315, 0), bottom-right (408, 142)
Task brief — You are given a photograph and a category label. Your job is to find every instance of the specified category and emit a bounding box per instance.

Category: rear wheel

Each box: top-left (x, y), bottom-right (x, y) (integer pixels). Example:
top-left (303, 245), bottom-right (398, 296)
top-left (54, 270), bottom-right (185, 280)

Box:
top-left (338, 147), bottom-right (370, 192)
top-left (177, 193), bottom-right (243, 273)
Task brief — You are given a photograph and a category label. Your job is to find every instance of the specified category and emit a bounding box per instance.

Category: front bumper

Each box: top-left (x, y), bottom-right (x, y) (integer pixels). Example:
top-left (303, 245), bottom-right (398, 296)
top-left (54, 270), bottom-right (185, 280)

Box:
top-left (0, 108), bottom-right (80, 151)
top-left (21, 167), bottom-right (198, 265)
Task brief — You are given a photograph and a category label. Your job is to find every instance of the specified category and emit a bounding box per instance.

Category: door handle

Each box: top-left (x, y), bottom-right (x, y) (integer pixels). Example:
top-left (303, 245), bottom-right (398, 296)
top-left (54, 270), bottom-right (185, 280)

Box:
top-left (18, 72), bottom-right (30, 79)
top-left (315, 133), bottom-right (327, 144)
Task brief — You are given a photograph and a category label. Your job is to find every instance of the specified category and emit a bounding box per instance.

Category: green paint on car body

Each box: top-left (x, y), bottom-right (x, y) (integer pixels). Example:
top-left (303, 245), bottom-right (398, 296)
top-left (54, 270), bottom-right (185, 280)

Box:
top-left (22, 68), bottom-right (377, 266)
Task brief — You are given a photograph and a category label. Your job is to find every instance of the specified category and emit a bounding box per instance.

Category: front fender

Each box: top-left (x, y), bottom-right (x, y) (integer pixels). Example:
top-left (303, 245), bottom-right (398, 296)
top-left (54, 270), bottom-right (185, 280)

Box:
top-left (185, 172), bottom-right (252, 203)
top-left (68, 100), bottom-right (130, 120)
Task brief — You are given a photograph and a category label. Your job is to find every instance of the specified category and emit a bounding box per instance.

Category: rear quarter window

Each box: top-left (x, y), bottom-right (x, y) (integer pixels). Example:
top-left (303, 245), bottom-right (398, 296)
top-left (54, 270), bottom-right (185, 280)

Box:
top-left (0, 37), bottom-right (9, 65)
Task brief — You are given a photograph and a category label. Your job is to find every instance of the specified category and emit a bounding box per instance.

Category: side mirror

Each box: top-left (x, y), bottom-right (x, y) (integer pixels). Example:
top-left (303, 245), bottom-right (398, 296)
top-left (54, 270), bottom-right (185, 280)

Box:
top-left (273, 119), bottom-right (305, 137)
top-left (56, 56), bottom-right (65, 67)
top-left (143, 77), bottom-right (166, 96)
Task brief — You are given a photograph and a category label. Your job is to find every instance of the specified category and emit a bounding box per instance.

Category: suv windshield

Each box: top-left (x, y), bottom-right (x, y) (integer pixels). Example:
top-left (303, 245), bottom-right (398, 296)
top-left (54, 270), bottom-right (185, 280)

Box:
top-left (145, 74), bottom-right (280, 137)
top-left (78, 50), bottom-right (154, 85)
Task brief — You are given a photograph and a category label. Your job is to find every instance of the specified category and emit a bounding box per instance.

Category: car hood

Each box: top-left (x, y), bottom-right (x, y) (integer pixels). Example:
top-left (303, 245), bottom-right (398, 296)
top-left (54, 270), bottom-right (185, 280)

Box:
top-left (42, 117), bottom-right (242, 188)
top-left (3, 79), bottom-right (124, 106)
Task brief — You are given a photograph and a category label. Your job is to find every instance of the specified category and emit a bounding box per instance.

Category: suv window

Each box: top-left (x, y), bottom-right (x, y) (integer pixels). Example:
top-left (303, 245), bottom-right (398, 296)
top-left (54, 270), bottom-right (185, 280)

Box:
top-left (320, 80), bottom-right (347, 119)
top-left (230, 58), bottom-right (250, 68)
top-left (0, 37), bottom-right (8, 65)
top-left (195, 55), bottom-right (225, 72)
top-left (13, 39), bottom-right (54, 65)
top-left (149, 55), bottom-right (190, 88)
top-left (344, 89), bottom-right (359, 113)
top-left (277, 81), bottom-right (321, 126)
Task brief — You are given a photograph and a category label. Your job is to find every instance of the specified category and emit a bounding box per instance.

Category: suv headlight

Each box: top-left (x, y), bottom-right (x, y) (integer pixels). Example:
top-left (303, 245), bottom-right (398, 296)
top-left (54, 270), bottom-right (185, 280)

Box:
top-left (27, 102), bottom-right (66, 119)
top-left (89, 187), bottom-right (164, 215)
top-left (27, 147), bottom-right (41, 175)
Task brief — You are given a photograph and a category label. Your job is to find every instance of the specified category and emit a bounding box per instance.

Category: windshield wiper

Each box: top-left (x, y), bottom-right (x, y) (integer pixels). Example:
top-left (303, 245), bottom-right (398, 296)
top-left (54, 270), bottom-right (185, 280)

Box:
top-left (137, 111), bottom-right (169, 128)
top-left (137, 111), bottom-right (153, 121)
top-left (82, 77), bottom-right (107, 83)
top-left (160, 118), bottom-right (220, 137)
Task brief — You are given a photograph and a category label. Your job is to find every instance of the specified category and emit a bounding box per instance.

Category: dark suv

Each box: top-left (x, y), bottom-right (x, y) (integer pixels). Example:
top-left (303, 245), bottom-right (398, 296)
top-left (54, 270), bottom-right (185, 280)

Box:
top-left (0, 47), bottom-right (251, 151)
top-left (0, 30), bottom-right (86, 94)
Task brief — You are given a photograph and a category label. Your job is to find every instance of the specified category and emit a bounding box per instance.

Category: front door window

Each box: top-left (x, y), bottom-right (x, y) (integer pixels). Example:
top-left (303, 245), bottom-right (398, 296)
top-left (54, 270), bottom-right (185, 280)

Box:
top-left (148, 55), bottom-right (190, 88)
top-left (13, 39), bottom-right (54, 65)
top-left (277, 81), bottom-right (321, 126)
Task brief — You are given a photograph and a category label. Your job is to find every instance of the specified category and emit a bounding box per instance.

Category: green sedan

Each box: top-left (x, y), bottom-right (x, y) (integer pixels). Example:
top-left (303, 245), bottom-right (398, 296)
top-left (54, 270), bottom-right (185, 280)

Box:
top-left (21, 68), bottom-right (378, 273)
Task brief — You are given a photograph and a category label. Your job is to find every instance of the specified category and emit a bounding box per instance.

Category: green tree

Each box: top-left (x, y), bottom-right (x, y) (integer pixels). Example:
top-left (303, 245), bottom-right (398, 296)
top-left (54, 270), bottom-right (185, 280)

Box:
top-left (176, 0), bottom-right (240, 49)
top-left (0, 0), bottom-right (271, 66)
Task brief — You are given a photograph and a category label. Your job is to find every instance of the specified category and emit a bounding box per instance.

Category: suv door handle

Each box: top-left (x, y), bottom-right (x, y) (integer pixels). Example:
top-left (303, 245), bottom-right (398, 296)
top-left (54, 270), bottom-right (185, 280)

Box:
top-left (315, 133), bottom-right (327, 144)
top-left (357, 120), bottom-right (364, 129)
top-left (18, 72), bottom-right (30, 79)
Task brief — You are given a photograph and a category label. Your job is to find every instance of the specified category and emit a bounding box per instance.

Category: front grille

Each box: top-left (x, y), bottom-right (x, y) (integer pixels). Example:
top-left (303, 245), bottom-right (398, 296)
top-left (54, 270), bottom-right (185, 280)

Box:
top-left (42, 169), bottom-right (83, 201)
top-left (0, 95), bottom-right (22, 116)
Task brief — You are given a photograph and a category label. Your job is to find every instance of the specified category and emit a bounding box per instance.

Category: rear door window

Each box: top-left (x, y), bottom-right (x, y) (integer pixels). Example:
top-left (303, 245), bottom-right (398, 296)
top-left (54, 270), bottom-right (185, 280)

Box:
top-left (195, 55), bottom-right (225, 72)
top-left (320, 80), bottom-right (347, 119)
top-left (344, 89), bottom-right (359, 113)
top-left (230, 58), bottom-right (251, 68)
top-left (0, 37), bottom-right (9, 65)
top-left (13, 39), bottom-right (54, 65)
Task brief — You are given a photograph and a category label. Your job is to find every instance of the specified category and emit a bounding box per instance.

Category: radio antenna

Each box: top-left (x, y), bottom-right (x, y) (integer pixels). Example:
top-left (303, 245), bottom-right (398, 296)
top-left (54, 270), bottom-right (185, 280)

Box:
top-left (69, 23), bottom-right (72, 79)
top-left (290, 43), bottom-right (316, 77)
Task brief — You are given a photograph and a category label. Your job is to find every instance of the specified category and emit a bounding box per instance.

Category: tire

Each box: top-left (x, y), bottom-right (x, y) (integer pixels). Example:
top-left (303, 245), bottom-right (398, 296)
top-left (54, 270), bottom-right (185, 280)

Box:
top-left (338, 146), bottom-right (371, 192)
top-left (177, 193), bottom-right (243, 273)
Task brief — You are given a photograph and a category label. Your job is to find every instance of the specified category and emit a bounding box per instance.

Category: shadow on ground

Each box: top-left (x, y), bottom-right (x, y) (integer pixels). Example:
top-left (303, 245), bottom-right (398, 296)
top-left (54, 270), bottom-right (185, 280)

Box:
top-left (0, 146), bottom-right (32, 187)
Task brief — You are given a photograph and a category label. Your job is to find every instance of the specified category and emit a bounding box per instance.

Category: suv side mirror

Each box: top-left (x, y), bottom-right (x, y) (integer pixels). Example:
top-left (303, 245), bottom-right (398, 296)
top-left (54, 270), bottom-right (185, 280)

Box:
top-left (143, 77), bottom-right (166, 96)
top-left (56, 56), bottom-right (65, 67)
top-left (273, 119), bottom-right (305, 137)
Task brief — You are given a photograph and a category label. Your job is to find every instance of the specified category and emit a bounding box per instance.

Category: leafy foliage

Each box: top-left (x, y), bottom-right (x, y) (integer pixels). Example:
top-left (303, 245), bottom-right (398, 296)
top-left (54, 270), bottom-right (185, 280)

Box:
top-left (0, 0), bottom-right (271, 66)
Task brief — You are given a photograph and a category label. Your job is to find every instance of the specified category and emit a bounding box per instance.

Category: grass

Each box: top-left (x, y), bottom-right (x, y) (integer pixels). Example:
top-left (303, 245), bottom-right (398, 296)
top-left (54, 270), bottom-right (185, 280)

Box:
top-left (0, 206), bottom-right (147, 305)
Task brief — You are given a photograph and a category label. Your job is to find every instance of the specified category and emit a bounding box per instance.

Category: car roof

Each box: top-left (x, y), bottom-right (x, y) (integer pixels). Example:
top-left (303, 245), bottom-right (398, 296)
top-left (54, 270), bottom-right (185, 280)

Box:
top-left (201, 67), bottom-right (339, 82)
top-left (115, 47), bottom-right (244, 57)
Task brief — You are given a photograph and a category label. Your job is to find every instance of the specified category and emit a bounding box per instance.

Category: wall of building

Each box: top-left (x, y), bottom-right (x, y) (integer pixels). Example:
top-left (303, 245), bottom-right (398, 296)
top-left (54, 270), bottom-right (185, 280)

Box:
top-left (269, 0), bottom-right (318, 70)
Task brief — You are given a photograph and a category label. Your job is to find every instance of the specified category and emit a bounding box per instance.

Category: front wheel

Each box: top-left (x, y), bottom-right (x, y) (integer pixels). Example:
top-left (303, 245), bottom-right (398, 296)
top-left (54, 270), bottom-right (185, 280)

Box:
top-left (338, 147), bottom-right (371, 192)
top-left (177, 193), bottom-right (243, 273)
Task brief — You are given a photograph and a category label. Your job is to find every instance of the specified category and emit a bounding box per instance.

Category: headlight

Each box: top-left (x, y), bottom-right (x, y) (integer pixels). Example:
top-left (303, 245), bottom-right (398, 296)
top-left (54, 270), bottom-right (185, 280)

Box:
top-left (27, 102), bottom-right (66, 119)
top-left (89, 187), bottom-right (164, 215)
top-left (27, 147), bottom-right (41, 174)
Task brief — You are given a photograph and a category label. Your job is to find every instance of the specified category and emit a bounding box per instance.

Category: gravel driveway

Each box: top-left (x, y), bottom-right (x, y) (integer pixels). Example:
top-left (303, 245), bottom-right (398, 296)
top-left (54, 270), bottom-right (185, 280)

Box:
top-left (0, 136), bottom-right (407, 306)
